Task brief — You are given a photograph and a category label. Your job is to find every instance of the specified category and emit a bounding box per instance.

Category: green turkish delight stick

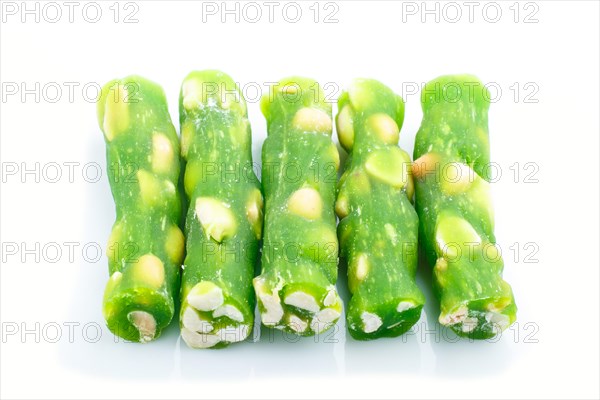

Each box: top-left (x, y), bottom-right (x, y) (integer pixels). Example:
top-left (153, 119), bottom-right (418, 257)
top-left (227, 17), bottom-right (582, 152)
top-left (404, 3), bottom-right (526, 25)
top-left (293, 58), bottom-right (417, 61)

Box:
top-left (254, 77), bottom-right (342, 336)
top-left (97, 76), bottom-right (184, 343)
top-left (178, 71), bottom-right (262, 349)
top-left (413, 75), bottom-right (517, 339)
top-left (335, 79), bottom-right (425, 340)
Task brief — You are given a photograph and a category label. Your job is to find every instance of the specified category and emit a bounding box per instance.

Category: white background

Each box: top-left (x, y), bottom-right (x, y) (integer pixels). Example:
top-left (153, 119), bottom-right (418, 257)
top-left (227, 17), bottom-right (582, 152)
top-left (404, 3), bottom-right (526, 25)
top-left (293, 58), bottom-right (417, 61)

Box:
top-left (1, 1), bottom-right (599, 399)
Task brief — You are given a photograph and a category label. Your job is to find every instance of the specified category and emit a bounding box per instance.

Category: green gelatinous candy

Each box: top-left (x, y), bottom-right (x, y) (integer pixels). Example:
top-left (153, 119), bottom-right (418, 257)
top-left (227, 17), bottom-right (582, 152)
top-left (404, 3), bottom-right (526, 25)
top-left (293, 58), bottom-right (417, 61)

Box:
top-left (413, 75), bottom-right (517, 339)
top-left (335, 79), bottom-right (425, 340)
top-left (98, 76), bottom-right (184, 343)
top-left (178, 70), bottom-right (262, 348)
top-left (254, 77), bottom-right (342, 336)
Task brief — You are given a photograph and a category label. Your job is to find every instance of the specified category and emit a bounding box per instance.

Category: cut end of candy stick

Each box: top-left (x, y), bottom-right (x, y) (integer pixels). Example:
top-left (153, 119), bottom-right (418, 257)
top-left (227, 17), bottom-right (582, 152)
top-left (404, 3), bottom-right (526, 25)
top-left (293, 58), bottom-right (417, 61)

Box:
top-left (181, 295), bottom-right (251, 349)
top-left (255, 277), bottom-right (341, 335)
top-left (440, 304), bottom-right (513, 338)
